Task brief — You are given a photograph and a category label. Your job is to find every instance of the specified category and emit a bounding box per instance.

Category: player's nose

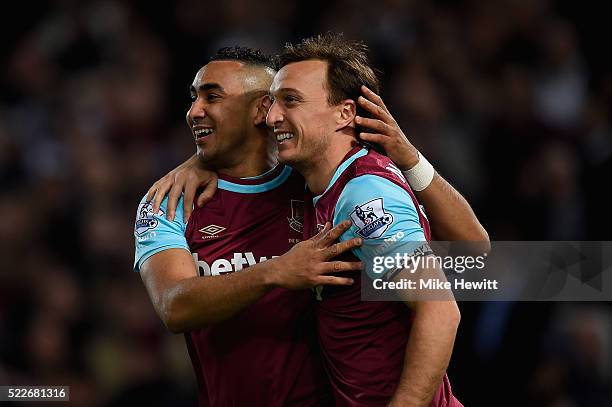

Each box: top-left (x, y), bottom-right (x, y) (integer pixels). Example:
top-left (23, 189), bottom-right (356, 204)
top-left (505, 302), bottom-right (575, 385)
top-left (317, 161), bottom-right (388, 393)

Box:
top-left (266, 100), bottom-right (283, 127)
top-left (187, 100), bottom-right (206, 126)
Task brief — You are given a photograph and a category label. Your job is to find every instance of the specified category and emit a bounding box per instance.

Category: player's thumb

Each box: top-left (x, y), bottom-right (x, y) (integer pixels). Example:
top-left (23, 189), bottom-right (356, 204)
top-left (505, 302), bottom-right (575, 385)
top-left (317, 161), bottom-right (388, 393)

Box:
top-left (197, 176), bottom-right (218, 207)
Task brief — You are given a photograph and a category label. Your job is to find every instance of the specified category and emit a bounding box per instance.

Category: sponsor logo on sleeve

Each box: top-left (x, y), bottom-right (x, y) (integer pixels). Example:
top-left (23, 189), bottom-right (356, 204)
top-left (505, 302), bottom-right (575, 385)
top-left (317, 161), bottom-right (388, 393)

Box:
top-left (350, 198), bottom-right (394, 239)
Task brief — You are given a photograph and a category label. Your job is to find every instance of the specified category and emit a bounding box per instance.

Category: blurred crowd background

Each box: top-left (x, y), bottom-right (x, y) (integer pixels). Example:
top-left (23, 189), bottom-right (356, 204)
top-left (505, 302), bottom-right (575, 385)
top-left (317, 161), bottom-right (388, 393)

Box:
top-left (1, 0), bottom-right (611, 406)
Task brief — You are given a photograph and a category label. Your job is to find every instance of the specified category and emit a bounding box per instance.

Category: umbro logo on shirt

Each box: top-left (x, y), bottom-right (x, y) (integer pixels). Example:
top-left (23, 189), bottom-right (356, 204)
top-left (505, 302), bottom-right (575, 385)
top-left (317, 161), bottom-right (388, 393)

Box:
top-left (199, 224), bottom-right (226, 239)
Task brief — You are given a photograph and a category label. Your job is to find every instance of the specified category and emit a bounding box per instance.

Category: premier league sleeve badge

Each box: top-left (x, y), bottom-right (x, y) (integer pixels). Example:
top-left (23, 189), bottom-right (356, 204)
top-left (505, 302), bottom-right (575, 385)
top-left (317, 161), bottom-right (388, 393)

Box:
top-left (349, 198), bottom-right (394, 239)
top-left (135, 201), bottom-right (165, 236)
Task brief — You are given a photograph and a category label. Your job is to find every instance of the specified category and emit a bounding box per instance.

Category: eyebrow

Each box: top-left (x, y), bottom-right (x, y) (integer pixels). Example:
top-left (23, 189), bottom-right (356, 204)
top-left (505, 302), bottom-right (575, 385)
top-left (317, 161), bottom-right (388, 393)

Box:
top-left (271, 87), bottom-right (304, 97)
top-left (190, 83), bottom-right (226, 93)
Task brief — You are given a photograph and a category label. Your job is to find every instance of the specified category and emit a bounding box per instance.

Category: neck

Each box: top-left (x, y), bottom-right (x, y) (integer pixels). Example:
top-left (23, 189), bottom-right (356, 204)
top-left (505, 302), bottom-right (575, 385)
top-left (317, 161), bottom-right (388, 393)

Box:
top-left (217, 156), bottom-right (276, 178)
top-left (215, 129), bottom-right (278, 178)
top-left (299, 134), bottom-right (359, 196)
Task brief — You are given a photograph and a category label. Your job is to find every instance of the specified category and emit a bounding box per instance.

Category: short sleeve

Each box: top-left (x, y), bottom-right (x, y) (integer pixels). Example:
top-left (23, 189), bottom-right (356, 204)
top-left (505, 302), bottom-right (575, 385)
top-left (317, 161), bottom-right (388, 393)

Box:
top-left (332, 175), bottom-right (428, 278)
top-left (133, 194), bottom-right (190, 272)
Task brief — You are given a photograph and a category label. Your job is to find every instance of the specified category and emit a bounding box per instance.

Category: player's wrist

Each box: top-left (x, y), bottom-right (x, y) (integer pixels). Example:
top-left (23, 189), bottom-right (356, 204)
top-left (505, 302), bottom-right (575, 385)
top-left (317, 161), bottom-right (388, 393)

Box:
top-left (397, 147), bottom-right (420, 172)
top-left (402, 151), bottom-right (435, 192)
top-left (261, 257), bottom-right (282, 288)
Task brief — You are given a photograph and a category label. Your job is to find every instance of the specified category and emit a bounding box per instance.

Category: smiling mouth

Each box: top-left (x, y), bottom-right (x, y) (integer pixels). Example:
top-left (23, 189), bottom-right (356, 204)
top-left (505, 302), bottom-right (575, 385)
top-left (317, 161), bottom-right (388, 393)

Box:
top-left (194, 128), bottom-right (214, 140)
top-left (276, 132), bottom-right (294, 143)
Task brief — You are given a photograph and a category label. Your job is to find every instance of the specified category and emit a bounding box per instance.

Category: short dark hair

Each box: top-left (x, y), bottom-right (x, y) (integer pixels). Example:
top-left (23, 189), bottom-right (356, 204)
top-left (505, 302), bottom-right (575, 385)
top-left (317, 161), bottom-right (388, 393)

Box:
top-left (279, 33), bottom-right (380, 111)
top-left (210, 46), bottom-right (278, 70)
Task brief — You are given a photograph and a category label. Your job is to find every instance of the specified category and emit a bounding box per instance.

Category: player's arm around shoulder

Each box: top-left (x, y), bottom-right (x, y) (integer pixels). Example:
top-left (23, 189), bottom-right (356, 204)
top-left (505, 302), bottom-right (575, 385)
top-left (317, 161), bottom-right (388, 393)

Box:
top-left (355, 84), bottom-right (489, 251)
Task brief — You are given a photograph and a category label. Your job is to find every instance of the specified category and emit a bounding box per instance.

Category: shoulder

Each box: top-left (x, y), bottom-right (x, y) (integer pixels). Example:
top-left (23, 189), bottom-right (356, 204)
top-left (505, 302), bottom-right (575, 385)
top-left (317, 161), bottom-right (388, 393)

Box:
top-left (135, 194), bottom-right (186, 236)
top-left (335, 174), bottom-right (422, 241)
top-left (133, 193), bottom-right (189, 272)
top-left (338, 174), bottom-right (412, 209)
top-left (353, 149), bottom-right (408, 186)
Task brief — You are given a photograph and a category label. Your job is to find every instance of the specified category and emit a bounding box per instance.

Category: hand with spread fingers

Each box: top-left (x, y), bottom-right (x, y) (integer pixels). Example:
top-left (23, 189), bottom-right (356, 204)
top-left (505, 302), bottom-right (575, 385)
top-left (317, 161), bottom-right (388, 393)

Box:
top-left (269, 220), bottom-right (363, 290)
top-left (356, 85), bottom-right (420, 171)
top-left (146, 154), bottom-right (218, 223)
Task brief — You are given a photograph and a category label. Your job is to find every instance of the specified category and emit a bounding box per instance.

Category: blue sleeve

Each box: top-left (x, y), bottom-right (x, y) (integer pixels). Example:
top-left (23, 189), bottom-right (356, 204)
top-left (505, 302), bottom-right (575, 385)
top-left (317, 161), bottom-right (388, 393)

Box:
top-left (332, 175), bottom-right (427, 277)
top-left (133, 194), bottom-right (190, 272)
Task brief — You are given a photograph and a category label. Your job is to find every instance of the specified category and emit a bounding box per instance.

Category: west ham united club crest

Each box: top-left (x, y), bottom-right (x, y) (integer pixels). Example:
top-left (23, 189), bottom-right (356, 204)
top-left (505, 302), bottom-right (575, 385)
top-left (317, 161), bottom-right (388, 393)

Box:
top-left (288, 199), bottom-right (304, 233)
top-left (350, 198), bottom-right (394, 239)
top-left (135, 201), bottom-right (164, 235)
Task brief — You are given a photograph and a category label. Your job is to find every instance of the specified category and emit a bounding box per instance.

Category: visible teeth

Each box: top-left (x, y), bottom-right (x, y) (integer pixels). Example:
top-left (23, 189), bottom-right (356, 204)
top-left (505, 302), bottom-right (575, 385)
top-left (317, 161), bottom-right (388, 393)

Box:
top-left (194, 128), bottom-right (214, 137)
top-left (276, 132), bottom-right (294, 142)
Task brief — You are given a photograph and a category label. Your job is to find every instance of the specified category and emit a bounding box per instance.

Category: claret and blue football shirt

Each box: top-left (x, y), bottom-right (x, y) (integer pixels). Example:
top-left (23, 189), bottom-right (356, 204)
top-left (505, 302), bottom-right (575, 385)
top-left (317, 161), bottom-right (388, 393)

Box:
top-left (134, 165), bottom-right (333, 407)
top-left (304, 146), bottom-right (462, 407)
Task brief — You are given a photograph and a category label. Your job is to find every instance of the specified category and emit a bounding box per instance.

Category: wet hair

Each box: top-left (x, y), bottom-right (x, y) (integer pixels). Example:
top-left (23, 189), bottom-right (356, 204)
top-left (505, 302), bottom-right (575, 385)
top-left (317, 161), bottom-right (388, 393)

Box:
top-left (210, 46), bottom-right (278, 70)
top-left (278, 32), bottom-right (380, 112)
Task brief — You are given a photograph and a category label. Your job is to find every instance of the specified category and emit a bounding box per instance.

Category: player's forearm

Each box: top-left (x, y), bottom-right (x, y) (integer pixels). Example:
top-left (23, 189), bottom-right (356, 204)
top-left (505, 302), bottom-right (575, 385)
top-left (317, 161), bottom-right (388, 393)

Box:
top-left (164, 264), bottom-right (276, 332)
top-left (416, 173), bottom-right (490, 249)
top-left (143, 252), bottom-right (279, 333)
top-left (389, 301), bottom-right (460, 407)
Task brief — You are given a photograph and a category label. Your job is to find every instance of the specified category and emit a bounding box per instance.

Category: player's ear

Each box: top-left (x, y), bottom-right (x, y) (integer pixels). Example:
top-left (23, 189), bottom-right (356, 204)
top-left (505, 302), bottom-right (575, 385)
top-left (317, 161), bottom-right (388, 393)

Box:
top-left (254, 94), bottom-right (272, 126)
top-left (336, 99), bottom-right (356, 130)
